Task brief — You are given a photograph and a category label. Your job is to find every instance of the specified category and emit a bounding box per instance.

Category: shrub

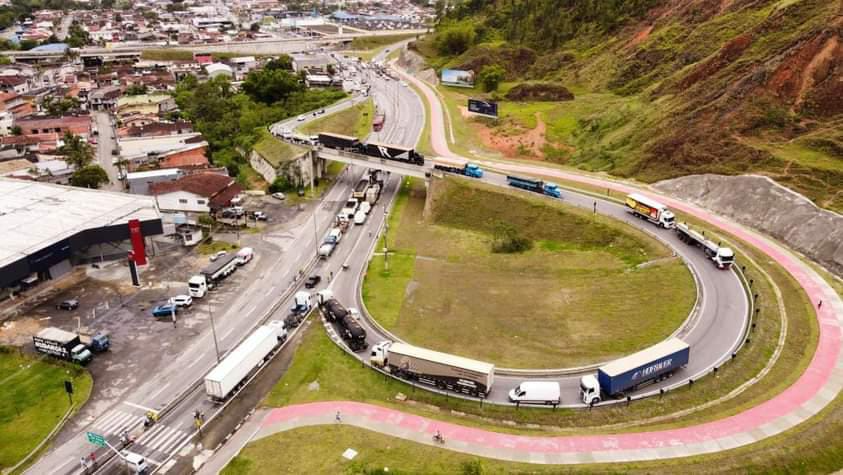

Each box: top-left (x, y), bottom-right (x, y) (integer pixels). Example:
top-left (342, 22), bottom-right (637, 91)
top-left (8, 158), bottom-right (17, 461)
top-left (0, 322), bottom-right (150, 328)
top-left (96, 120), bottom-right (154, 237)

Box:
top-left (491, 222), bottom-right (533, 253)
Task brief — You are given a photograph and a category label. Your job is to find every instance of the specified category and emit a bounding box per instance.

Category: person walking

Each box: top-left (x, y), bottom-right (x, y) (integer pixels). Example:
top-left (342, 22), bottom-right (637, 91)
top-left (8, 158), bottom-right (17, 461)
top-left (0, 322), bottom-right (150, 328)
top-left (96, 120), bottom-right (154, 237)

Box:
top-left (335, 411), bottom-right (342, 423)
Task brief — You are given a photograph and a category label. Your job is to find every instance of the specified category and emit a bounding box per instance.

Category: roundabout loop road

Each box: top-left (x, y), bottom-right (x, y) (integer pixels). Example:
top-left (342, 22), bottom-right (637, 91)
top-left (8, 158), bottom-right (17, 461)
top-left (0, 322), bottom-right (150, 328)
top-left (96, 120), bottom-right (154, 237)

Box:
top-left (315, 54), bottom-right (751, 408)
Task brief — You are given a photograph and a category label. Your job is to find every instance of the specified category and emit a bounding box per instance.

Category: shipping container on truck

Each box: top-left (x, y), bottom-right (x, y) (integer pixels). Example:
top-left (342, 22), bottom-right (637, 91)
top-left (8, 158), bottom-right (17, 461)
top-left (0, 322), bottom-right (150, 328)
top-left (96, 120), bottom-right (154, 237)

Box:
top-left (580, 338), bottom-right (689, 404)
top-left (360, 141), bottom-right (424, 165)
top-left (204, 322), bottom-right (287, 401)
top-left (434, 163), bottom-right (483, 178)
top-left (372, 113), bottom-right (385, 132)
top-left (318, 132), bottom-right (360, 151)
top-left (625, 193), bottom-right (676, 229)
top-left (675, 223), bottom-right (735, 269)
top-left (351, 177), bottom-right (370, 200)
top-left (370, 341), bottom-right (495, 397)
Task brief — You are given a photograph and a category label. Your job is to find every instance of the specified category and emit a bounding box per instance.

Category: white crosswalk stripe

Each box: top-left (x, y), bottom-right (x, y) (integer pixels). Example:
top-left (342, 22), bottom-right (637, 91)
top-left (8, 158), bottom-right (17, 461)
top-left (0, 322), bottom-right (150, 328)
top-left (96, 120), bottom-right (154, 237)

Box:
top-left (147, 427), bottom-right (178, 452)
top-left (156, 429), bottom-right (187, 454)
top-left (93, 410), bottom-right (140, 435)
top-left (137, 424), bottom-right (167, 445)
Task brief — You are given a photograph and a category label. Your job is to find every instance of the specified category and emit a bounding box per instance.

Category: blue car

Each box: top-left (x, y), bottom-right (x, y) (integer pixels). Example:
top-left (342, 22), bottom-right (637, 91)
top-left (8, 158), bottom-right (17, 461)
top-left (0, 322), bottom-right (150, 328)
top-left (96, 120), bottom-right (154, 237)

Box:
top-left (151, 304), bottom-right (178, 318)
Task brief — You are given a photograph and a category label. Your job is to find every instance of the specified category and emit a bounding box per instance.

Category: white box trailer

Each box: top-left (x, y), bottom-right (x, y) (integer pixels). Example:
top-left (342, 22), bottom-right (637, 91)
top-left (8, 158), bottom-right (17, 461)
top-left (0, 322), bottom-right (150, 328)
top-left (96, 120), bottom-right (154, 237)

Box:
top-left (204, 323), bottom-right (285, 401)
top-left (626, 193), bottom-right (675, 229)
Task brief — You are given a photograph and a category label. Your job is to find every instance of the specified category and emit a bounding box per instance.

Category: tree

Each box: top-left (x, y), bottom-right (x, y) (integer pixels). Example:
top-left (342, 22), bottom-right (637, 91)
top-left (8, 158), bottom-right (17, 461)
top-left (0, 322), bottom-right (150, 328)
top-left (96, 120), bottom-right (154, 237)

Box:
top-left (125, 84), bottom-right (148, 96)
top-left (478, 64), bottom-right (505, 92)
top-left (434, 22), bottom-right (476, 55)
top-left (66, 23), bottom-right (91, 48)
top-left (264, 55), bottom-right (292, 71)
top-left (70, 165), bottom-right (109, 189)
top-left (58, 132), bottom-right (95, 169)
top-left (10, 125), bottom-right (21, 135)
top-left (241, 68), bottom-right (302, 105)
top-left (44, 96), bottom-right (81, 116)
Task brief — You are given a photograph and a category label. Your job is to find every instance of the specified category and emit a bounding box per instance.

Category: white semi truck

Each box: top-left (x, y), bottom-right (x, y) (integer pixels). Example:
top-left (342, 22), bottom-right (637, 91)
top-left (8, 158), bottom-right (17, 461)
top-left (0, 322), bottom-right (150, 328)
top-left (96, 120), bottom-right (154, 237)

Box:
top-left (625, 193), bottom-right (675, 229)
top-left (370, 341), bottom-right (494, 397)
top-left (204, 321), bottom-right (287, 401)
top-left (675, 223), bottom-right (735, 269)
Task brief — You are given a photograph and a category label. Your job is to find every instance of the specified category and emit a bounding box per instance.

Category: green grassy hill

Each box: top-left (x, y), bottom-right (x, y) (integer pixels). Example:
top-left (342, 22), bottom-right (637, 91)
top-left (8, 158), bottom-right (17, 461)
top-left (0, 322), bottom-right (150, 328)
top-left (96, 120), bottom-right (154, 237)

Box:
top-left (416, 0), bottom-right (842, 211)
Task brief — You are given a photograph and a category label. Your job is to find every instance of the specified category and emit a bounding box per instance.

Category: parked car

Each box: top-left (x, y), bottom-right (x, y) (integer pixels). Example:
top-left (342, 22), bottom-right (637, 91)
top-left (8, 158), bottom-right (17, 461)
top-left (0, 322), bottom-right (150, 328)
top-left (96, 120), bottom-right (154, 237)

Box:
top-left (151, 304), bottom-right (178, 318)
top-left (272, 192), bottom-right (286, 201)
top-left (251, 211), bottom-right (268, 221)
top-left (56, 299), bottom-right (79, 311)
top-left (305, 275), bottom-right (321, 289)
top-left (209, 251), bottom-right (227, 262)
top-left (297, 115), bottom-right (306, 121)
top-left (169, 295), bottom-right (193, 308)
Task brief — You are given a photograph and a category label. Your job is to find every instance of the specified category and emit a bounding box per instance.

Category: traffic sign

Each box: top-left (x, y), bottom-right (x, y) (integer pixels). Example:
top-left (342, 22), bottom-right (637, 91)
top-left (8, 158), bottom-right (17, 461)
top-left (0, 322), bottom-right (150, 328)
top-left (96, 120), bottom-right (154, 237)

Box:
top-left (86, 431), bottom-right (105, 447)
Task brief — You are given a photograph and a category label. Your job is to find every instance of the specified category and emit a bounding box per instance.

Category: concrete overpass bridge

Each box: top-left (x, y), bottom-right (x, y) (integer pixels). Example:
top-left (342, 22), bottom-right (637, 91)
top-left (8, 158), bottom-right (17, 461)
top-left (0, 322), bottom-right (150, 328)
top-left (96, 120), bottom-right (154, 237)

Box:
top-left (313, 148), bottom-right (433, 180)
top-left (2, 29), bottom-right (428, 62)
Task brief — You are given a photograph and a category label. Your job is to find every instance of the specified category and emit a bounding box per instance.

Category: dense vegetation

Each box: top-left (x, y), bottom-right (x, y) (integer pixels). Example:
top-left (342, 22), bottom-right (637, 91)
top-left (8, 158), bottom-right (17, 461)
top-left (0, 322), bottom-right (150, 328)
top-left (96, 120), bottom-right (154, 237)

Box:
top-left (419, 0), bottom-right (843, 211)
top-left (173, 64), bottom-right (344, 185)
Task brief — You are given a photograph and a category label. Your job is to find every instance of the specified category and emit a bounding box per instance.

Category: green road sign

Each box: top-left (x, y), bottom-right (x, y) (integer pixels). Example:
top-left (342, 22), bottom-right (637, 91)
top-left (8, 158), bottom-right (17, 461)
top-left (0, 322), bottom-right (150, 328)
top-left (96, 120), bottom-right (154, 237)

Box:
top-left (86, 431), bottom-right (105, 447)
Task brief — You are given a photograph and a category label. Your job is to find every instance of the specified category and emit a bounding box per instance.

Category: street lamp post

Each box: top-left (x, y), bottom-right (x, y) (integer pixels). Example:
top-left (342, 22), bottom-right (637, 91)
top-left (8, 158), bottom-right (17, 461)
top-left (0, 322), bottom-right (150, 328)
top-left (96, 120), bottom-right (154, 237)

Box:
top-left (209, 301), bottom-right (221, 363)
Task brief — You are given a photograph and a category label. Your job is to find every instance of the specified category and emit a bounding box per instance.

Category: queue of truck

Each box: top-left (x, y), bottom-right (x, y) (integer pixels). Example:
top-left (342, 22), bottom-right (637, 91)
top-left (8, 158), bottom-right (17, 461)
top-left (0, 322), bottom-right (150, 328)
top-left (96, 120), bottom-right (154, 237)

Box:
top-left (506, 175), bottom-right (562, 198)
top-left (320, 169), bottom-right (382, 259)
top-left (188, 248), bottom-right (254, 298)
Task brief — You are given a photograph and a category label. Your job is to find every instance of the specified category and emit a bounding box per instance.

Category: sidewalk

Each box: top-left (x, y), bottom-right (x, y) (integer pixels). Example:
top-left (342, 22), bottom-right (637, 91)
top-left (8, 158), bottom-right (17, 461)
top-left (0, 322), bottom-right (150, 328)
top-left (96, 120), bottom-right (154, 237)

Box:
top-left (195, 409), bottom-right (268, 475)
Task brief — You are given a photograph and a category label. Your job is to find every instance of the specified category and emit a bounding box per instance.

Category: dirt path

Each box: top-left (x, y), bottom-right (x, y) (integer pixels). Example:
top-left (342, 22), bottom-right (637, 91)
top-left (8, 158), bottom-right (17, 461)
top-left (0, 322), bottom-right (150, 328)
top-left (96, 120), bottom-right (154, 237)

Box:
top-left (477, 113), bottom-right (549, 159)
top-left (794, 35), bottom-right (839, 110)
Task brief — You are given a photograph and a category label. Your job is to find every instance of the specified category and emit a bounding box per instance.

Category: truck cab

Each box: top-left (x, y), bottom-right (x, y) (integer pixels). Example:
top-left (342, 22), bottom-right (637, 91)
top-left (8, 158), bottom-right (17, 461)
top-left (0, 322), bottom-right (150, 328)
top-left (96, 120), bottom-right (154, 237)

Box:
top-left (464, 163), bottom-right (483, 178)
top-left (543, 183), bottom-right (562, 198)
top-left (291, 291), bottom-right (312, 314)
top-left (188, 275), bottom-right (208, 298)
top-left (71, 344), bottom-right (93, 365)
top-left (713, 247), bottom-right (735, 269)
top-left (580, 375), bottom-right (601, 405)
top-left (80, 332), bottom-right (110, 352)
top-left (369, 340), bottom-right (392, 367)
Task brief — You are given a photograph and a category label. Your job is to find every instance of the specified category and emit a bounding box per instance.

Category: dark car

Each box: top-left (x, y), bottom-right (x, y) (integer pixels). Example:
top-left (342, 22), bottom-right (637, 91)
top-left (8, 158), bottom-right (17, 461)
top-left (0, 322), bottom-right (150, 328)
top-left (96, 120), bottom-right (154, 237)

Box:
top-left (56, 299), bottom-right (79, 311)
top-left (284, 313), bottom-right (304, 329)
top-left (305, 275), bottom-right (321, 289)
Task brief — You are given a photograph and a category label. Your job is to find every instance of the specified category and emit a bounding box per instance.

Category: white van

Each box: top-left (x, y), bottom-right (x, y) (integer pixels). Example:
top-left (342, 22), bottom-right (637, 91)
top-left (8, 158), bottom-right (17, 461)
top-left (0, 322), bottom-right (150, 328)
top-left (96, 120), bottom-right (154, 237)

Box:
top-left (508, 381), bottom-right (561, 405)
top-left (354, 210), bottom-right (367, 225)
top-left (236, 247), bottom-right (254, 265)
top-left (121, 451), bottom-right (148, 474)
top-left (324, 228), bottom-right (343, 244)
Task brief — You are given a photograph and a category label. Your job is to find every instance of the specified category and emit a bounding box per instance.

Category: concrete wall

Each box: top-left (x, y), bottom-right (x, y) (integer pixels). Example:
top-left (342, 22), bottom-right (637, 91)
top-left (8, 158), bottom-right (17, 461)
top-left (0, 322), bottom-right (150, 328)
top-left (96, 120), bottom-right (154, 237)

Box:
top-left (155, 190), bottom-right (210, 213)
top-left (249, 149), bottom-right (277, 184)
top-left (655, 174), bottom-right (843, 278)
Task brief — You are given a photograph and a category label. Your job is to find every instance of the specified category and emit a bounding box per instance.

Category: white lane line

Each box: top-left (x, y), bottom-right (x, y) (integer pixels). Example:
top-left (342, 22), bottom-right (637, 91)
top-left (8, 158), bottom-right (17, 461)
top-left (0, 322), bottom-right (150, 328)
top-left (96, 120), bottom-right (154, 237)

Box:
top-left (137, 424), bottom-right (167, 445)
top-left (222, 326), bottom-right (236, 340)
top-left (123, 401), bottom-right (156, 413)
top-left (186, 354), bottom-right (204, 368)
top-left (45, 457), bottom-right (72, 475)
top-left (148, 427), bottom-right (179, 452)
top-left (158, 430), bottom-right (187, 454)
top-left (141, 425), bottom-right (173, 449)
top-left (148, 382), bottom-right (170, 400)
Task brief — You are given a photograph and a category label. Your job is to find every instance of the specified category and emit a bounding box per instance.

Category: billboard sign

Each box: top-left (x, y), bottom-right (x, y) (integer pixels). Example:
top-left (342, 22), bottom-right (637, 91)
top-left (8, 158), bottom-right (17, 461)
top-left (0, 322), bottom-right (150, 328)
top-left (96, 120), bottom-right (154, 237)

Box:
top-left (128, 219), bottom-right (146, 266)
top-left (441, 69), bottom-right (475, 88)
top-left (467, 99), bottom-right (498, 118)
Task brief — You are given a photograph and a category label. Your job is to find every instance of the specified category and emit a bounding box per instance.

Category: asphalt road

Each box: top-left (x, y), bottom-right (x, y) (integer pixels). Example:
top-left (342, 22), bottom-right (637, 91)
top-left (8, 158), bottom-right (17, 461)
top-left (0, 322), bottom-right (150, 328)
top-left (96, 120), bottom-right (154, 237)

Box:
top-left (92, 112), bottom-right (121, 192)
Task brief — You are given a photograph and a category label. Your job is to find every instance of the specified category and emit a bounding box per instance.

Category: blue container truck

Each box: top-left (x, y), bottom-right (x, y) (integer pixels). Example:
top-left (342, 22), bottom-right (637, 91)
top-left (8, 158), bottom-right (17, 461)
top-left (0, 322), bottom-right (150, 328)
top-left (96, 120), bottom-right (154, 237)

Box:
top-left (434, 163), bottom-right (484, 178)
top-left (506, 175), bottom-right (561, 198)
top-left (580, 338), bottom-right (689, 404)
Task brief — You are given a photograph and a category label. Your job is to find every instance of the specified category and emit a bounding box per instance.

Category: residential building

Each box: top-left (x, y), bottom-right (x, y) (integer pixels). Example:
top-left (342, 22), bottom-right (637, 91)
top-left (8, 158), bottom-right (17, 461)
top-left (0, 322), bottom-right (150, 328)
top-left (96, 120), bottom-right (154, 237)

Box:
top-left (150, 172), bottom-right (242, 214)
top-left (88, 86), bottom-right (122, 111)
top-left (116, 94), bottom-right (177, 118)
top-left (127, 168), bottom-right (184, 195)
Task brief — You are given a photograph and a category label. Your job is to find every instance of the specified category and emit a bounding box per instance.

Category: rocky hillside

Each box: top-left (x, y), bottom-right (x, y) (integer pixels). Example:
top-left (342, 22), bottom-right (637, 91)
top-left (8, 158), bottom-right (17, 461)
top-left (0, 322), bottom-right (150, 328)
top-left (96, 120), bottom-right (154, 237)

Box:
top-left (417, 0), bottom-right (842, 212)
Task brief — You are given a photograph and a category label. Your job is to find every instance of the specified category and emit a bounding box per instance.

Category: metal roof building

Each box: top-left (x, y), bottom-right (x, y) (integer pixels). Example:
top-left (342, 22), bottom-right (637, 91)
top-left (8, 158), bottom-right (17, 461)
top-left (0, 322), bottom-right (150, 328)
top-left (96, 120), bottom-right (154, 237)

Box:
top-left (0, 178), bottom-right (162, 289)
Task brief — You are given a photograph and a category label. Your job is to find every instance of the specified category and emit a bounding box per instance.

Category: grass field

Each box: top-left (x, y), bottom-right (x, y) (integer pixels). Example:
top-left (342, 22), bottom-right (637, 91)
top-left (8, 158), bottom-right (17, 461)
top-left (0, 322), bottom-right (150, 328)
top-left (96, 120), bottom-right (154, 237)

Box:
top-left (0, 347), bottom-right (92, 470)
top-left (300, 99), bottom-right (375, 139)
top-left (350, 33), bottom-right (420, 51)
top-left (140, 49), bottom-right (243, 62)
top-left (196, 240), bottom-right (238, 256)
top-left (362, 177), bottom-right (694, 368)
top-left (252, 131), bottom-right (307, 168)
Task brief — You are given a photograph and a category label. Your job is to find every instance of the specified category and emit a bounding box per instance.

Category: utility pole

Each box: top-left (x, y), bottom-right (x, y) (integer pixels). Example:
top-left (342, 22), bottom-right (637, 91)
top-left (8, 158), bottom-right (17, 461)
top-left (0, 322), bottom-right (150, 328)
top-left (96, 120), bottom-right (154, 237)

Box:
top-left (209, 302), bottom-right (221, 363)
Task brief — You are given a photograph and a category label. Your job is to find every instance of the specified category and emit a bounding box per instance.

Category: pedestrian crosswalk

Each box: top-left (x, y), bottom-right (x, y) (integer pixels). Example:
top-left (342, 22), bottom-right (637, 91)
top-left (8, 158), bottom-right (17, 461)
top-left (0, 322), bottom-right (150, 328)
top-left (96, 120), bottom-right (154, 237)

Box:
top-left (91, 409), bottom-right (145, 436)
top-left (135, 422), bottom-right (189, 456)
top-left (89, 409), bottom-right (189, 457)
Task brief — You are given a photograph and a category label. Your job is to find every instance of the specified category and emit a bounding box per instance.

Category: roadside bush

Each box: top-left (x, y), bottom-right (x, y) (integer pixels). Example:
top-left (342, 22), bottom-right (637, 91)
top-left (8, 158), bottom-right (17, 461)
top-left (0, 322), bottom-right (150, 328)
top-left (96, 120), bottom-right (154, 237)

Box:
top-left (269, 176), bottom-right (293, 193)
top-left (434, 21), bottom-right (476, 56)
top-left (490, 222), bottom-right (532, 253)
top-left (477, 64), bottom-right (505, 92)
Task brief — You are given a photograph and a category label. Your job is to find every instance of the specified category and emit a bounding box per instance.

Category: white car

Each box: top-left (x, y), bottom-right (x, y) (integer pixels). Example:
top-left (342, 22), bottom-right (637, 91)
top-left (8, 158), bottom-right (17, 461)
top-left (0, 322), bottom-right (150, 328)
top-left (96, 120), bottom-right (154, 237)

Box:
top-left (354, 210), bottom-right (367, 225)
top-left (297, 115), bottom-right (306, 121)
top-left (272, 192), bottom-right (286, 200)
top-left (209, 251), bottom-right (227, 262)
top-left (400, 81), bottom-right (408, 87)
top-left (169, 295), bottom-right (193, 308)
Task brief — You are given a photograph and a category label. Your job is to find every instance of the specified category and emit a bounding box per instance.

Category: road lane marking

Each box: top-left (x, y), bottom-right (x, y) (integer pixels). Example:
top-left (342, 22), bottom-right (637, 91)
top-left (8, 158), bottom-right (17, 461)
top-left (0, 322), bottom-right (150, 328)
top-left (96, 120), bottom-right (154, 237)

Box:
top-left (158, 430), bottom-right (187, 454)
top-left (123, 401), bottom-right (156, 413)
top-left (99, 411), bottom-right (135, 435)
top-left (148, 427), bottom-right (178, 452)
top-left (186, 354), bottom-right (204, 369)
top-left (222, 326), bottom-right (236, 340)
top-left (93, 409), bottom-right (124, 430)
top-left (148, 382), bottom-right (170, 400)
top-left (137, 424), bottom-right (167, 444)
top-left (45, 457), bottom-right (71, 475)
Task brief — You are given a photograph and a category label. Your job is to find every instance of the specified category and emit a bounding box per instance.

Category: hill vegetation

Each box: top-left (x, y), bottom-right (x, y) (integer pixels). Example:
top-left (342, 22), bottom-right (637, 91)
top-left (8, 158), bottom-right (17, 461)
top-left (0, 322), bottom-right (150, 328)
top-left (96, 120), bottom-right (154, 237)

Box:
top-left (417, 0), bottom-right (842, 211)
